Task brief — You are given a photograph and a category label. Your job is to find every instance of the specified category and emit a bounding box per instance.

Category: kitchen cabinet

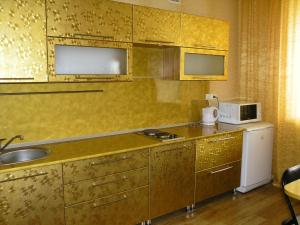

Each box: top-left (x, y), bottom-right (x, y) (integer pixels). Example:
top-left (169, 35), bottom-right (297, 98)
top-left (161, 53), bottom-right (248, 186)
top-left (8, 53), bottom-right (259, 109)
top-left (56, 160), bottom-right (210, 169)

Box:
top-left (181, 13), bottom-right (229, 50)
top-left (63, 149), bottom-right (150, 225)
top-left (0, 164), bottom-right (64, 225)
top-left (163, 47), bottom-right (228, 81)
top-left (47, 38), bottom-right (132, 82)
top-left (150, 141), bottom-right (195, 219)
top-left (0, 0), bottom-right (47, 83)
top-left (133, 5), bottom-right (181, 46)
top-left (47, 0), bottom-right (133, 42)
top-left (195, 131), bottom-right (243, 202)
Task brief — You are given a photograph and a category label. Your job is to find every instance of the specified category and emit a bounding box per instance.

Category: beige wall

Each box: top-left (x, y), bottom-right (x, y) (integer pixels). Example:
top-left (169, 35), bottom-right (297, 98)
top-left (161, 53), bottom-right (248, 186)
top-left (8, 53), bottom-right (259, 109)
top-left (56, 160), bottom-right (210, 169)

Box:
top-left (114, 0), bottom-right (240, 101)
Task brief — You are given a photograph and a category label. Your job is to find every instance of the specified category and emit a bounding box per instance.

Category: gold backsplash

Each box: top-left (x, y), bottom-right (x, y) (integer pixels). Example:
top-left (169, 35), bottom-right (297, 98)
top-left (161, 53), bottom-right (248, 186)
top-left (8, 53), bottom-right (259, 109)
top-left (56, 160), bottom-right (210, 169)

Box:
top-left (0, 46), bottom-right (208, 143)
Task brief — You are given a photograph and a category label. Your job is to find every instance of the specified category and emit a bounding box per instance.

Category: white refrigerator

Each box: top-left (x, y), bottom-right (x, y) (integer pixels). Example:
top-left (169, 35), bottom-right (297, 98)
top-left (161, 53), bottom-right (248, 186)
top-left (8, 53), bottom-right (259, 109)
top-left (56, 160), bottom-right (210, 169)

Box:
top-left (235, 122), bottom-right (274, 193)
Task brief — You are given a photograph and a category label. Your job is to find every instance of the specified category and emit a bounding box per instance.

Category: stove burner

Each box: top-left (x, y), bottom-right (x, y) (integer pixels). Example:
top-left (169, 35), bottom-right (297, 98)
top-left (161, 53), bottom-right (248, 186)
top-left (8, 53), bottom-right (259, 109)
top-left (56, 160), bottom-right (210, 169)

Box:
top-left (143, 129), bottom-right (160, 136)
top-left (140, 129), bottom-right (183, 142)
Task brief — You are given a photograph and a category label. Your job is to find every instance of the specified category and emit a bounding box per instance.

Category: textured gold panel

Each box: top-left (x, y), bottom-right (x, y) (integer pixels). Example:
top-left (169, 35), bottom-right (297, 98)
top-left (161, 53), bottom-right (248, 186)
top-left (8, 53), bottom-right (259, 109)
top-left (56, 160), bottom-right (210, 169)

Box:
top-left (47, 0), bottom-right (132, 42)
top-left (0, 0), bottom-right (47, 82)
top-left (133, 5), bottom-right (181, 46)
top-left (64, 166), bottom-right (148, 205)
top-left (47, 37), bottom-right (133, 82)
top-left (65, 186), bottom-right (149, 225)
top-left (133, 46), bottom-right (164, 78)
top-left (195, 161), bottom-right (241, 202)
top-left (180, 47), bottom-right (229, 81)
top-left (63, 149), bottom-right (149, 184)
top-left (0, 164), bottom-right (64, 225)
top-left (181, 13), bottom-right (229, 50)
top-left (150, 141), bottom-right (195, 219)
top-left (196, 131), bottom-right (243, 171)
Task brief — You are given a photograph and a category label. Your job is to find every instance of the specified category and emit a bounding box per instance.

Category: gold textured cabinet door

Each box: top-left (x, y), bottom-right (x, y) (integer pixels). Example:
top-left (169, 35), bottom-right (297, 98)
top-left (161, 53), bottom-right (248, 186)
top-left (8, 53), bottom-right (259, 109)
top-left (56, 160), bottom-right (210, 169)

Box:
top-left (65, 186), bottom-right (149, 225)
top-left (0, 164), bottom-right (64, 225)
top-left (181, 13), bottom-right (229, 50)
top-left (195, 161), bottom-right (241, 202)
top-left (47, 0), bottom-right (132, 42)
top-left (150, 141), bottom-right (195, 219)
top-left (0, 0), bottom-right (47, 83)
top-left (196, 131), bottom-right (243, 171)
top-left (133, 5), bottom-right (181, 46)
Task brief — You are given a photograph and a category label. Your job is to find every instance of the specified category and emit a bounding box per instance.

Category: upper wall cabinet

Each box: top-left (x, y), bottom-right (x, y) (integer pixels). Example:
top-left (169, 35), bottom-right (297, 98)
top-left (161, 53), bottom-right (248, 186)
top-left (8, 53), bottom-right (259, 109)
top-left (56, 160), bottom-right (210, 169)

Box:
top-left (133, 6), bottom-right (181, 46)
top-left (0, 0), bottom-right (47, 83)
top-left (47, 0), bottom-right (133, 42)
top-left (181, 13), bottom-right (229, 50)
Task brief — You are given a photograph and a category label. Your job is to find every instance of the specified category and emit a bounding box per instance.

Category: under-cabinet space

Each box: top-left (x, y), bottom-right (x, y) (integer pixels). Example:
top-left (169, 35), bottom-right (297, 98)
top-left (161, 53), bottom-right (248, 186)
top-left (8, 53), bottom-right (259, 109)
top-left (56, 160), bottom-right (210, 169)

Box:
top-left (133, 5), bottom-right (181, 46)
top-left (65, 186), bottom-right (149, 225)
top-left (47, 38), bottom-right (133, 82)
top-left (150, 141), bottom-right (195, 219)
top-left (47, 0), bottom-right (132, 42)
top-left (0, 0), bottom-right (47, 83)
top-left (0, 164), bottom-right (64, 225)
top-left (181, 13), bottom-right (229, 50)
top-left (195, 161), bottom-right (241, 202)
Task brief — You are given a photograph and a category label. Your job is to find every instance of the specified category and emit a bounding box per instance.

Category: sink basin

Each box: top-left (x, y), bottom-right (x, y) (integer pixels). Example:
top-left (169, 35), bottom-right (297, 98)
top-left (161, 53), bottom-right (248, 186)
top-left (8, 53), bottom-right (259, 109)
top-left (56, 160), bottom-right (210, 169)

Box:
top-left (0, 148), bottom-right (49, 165)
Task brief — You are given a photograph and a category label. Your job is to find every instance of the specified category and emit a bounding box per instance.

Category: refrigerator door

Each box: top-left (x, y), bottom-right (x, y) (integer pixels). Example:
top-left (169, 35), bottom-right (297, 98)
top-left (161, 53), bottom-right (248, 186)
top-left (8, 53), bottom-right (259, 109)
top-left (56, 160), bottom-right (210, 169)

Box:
top-left (239, 127), bottom-right (273, 191)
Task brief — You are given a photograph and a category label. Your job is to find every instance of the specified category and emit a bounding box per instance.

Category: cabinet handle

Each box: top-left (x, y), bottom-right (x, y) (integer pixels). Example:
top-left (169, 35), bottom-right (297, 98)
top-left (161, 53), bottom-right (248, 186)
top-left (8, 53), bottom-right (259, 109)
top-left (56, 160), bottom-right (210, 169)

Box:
top-left (92, 194), bottom-right (127, 208)
top-left (90, 155), bottom-right (131, 166)
top-left (0, 171), bottom-right (48, 183)
top-left (210, 166), bottom-right (233, 174)
top-left (195, 44), bottom-right (217, 49)
top-left (91, 175), bottom-right (128, 187)
top-left (143, 39), bottom-right (175, 44)
top-left (0, 77), bottom-right (34, 80)
top-left (74, 33), bottom-right (114, 40)
top-left (207, 137), bottom-right (235, 143)
top-left (74, 76), bottom-right (116, 80)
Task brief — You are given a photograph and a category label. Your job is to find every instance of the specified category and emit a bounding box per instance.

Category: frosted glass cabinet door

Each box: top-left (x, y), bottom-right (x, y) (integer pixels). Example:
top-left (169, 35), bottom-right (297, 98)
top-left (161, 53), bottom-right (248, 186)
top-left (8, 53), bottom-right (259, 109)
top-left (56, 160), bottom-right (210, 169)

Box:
top-left (48, 38), bottom-right (132, 82)
top-left (180, 48), bottom-right (228, 81)
top-left (55, 46), bottom-right (127, 75)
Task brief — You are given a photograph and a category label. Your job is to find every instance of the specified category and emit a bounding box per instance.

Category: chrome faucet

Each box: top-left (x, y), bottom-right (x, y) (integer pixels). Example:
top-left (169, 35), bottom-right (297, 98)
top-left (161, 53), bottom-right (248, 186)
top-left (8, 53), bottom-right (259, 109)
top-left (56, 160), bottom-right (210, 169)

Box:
top-left (0, 135), bottom-right (24, 152)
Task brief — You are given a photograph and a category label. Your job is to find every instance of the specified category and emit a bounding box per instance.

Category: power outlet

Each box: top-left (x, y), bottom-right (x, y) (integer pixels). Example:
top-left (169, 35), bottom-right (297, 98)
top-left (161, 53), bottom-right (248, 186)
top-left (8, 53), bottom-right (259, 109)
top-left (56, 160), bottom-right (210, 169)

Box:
top-left (205, 94), bottom-right (216, 100)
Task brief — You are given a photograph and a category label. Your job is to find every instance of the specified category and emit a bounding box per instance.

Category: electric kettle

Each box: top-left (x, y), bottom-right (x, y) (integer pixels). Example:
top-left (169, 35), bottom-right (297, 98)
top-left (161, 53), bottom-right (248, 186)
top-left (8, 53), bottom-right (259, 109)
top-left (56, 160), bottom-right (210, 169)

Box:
top-left (202, 106), bottom-right (219, 125)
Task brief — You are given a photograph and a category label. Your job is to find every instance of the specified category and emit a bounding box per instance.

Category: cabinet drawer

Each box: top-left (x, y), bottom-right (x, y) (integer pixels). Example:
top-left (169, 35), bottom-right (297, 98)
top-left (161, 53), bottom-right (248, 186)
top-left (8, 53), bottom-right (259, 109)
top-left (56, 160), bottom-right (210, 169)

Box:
top-left (65, 186), bottom-right (149, 225)
top-left (196, 132), bottom-right (243, 171)
top-left (63, 149), bottom-right (149, 184)
top-left (195, 161), bottom-right (241, 202)
top-left (64, 167), bottom-right (148, 205)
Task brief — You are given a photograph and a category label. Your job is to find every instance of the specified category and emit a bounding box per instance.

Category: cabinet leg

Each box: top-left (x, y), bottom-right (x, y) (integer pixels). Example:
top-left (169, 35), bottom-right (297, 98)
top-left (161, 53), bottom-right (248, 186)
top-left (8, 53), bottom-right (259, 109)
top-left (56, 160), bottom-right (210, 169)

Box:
top-left (146, 220), bottom-right (151, 225)
top-left (186, 205), bottom-right (191, 212)
top-left (186, 204), bottom-right (195, 213)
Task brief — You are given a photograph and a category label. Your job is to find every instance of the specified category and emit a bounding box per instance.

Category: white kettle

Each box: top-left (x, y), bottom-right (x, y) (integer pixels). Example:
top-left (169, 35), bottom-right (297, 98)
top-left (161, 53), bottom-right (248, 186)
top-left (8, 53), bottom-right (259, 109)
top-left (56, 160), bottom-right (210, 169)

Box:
top-left (202, 106), bottom-right (219, 125)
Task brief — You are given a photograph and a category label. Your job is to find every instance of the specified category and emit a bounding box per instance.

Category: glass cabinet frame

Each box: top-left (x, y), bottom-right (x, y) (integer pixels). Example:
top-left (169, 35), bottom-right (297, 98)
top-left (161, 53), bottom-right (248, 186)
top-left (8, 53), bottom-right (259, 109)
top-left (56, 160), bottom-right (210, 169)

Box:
top-left (47, 37), bottom-right (133, 82)
top-left (179, 47), bottom-right (228, 81)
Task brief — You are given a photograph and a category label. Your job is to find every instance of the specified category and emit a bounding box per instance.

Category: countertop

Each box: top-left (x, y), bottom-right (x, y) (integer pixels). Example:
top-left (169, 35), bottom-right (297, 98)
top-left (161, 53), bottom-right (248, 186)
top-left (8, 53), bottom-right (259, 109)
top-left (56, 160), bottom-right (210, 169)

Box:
top-left (0, 123), bottom-right (243, 173)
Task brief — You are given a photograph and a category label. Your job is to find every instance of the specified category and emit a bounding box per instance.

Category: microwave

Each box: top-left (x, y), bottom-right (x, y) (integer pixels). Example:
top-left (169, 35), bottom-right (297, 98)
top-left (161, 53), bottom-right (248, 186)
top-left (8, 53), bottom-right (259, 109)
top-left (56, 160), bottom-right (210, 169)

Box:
top-left (218, 101), bottom-right (261, 124)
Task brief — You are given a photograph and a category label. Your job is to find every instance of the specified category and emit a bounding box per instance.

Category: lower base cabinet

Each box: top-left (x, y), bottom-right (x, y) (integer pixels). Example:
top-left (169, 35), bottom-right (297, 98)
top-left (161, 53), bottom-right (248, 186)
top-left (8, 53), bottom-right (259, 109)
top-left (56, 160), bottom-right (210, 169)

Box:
top-left (65, 186), bottom-right (149, 225)
top-left (150, 141), bottom-right (195, 219)
top-left (0, 164), bottom-right (64, 225)
top-left (195, 161), bottom-right (241, 202)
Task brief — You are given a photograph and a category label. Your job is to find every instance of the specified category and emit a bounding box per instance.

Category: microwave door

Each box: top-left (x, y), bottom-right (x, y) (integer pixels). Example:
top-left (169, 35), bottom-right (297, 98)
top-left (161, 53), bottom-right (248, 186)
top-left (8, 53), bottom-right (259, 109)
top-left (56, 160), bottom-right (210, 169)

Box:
top-left (240, 105), bottom-right (257, 121)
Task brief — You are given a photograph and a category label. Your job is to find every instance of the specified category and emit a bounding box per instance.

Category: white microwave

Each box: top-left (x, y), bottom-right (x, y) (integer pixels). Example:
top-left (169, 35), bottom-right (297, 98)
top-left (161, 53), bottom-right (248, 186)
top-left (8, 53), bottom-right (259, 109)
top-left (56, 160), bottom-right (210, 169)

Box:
top-left (218, 101), bottom-right (261, 124)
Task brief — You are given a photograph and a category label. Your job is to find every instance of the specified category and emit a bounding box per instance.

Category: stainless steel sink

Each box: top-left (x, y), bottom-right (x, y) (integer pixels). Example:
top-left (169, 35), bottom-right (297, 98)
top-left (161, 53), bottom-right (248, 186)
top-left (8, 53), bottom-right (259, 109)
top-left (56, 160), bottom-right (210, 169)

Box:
top-left (0, 148), bottom-right (49, 165)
